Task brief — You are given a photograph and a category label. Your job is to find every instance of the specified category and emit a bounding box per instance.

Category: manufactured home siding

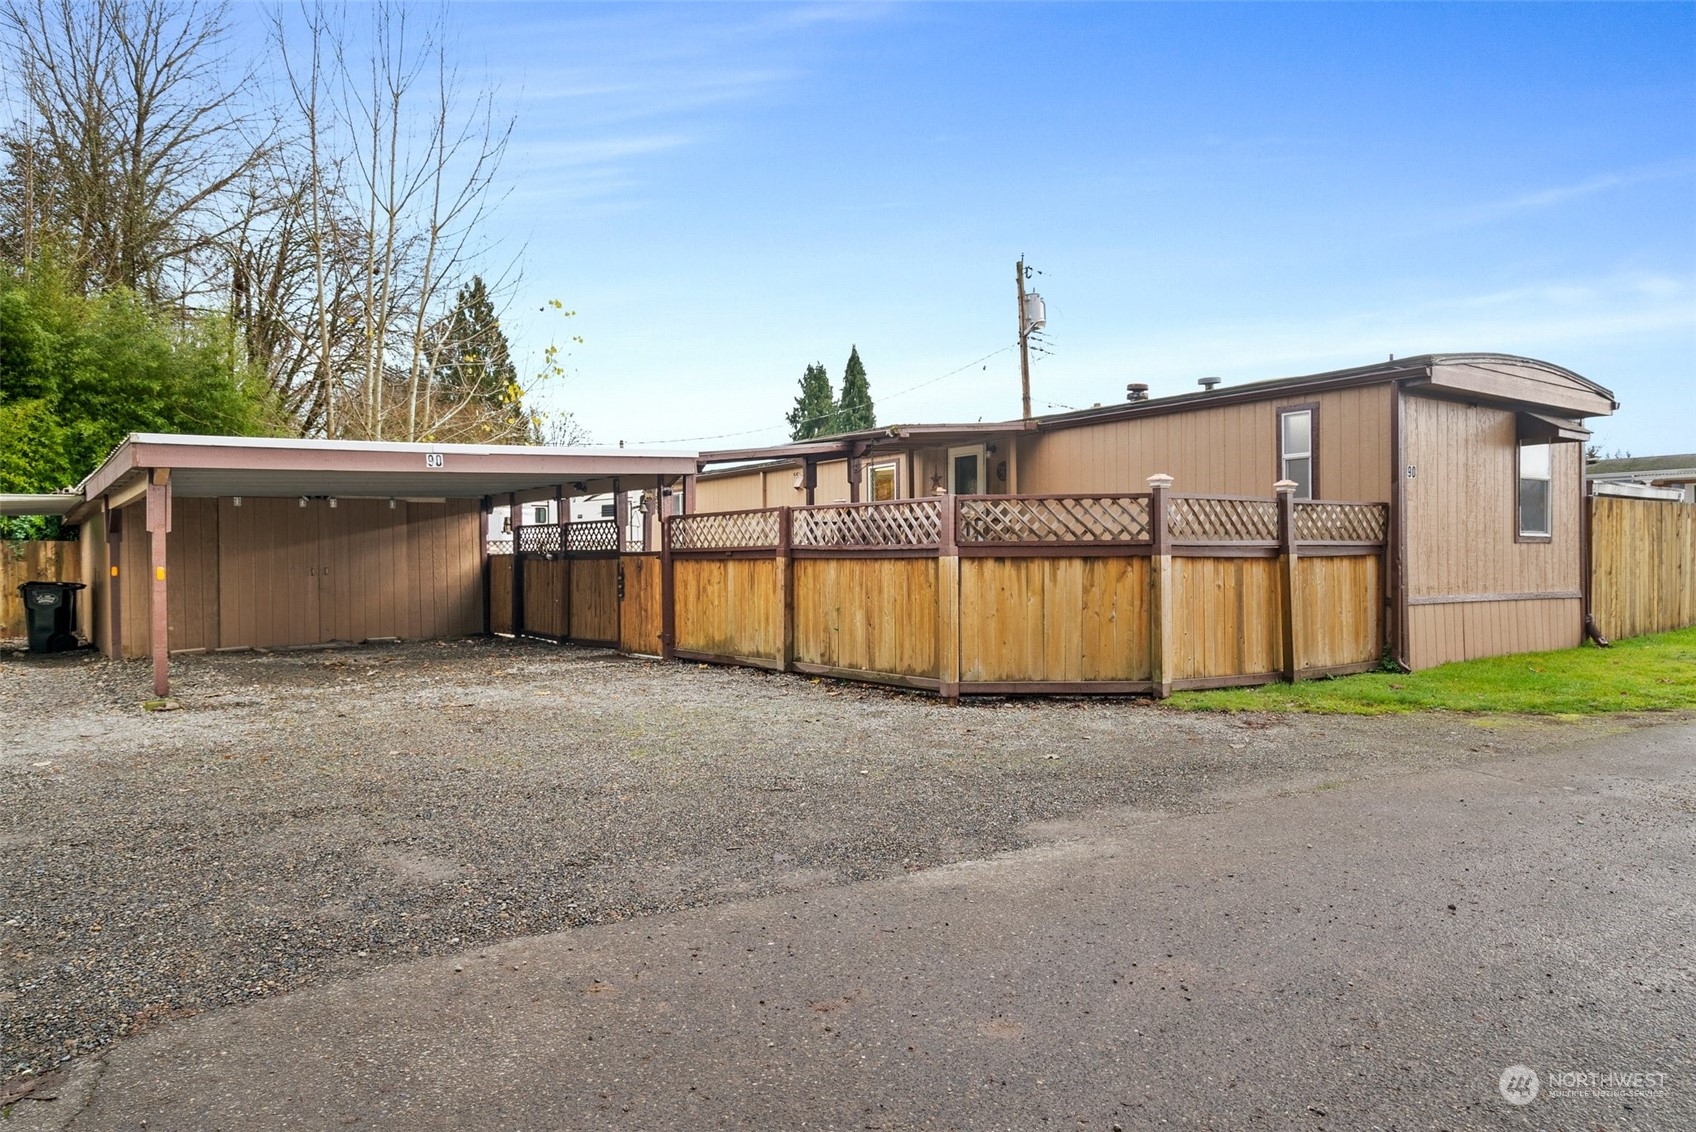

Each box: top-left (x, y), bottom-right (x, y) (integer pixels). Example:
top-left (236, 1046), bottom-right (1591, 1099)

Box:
top-left (1401, 392), bottom-right (1583, 668)
top-left (1015, 384), bottom-right (1393, 501)
top-left (695, 471), bottom-right (765, 513)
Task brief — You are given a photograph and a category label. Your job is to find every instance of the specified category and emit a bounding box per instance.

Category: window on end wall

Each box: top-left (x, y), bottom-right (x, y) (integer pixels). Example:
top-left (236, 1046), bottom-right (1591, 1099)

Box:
top-left (1278, 407), bottom-right (1314, 499)
top-left (1518, 442), bottom-right (1552, 538)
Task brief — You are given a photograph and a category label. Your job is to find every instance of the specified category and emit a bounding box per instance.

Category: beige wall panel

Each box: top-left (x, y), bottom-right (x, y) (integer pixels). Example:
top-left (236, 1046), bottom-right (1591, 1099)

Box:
top-left (1406, 597), bottom-right (1581, 669)
top-left (1015, 385), bottom-right (1392, 502)
top-left (695, 473), bottom-right (764, 514)
top-left (619, 554), bottom-right (664, 655)
top-left (216, 498), bottom-right (319, 651)
top-left (570, 557), bottom-right (620, 643)
top-left (1295, 554), bottom-right (1382, 669)
top-left (673, 557), bottom-right (779, 661)
top-left (118, 503), bottom-right (153, 658)
top-left (165, 497), bottom-right (219, 652)
top-left (957, 556), bottom-right (1150, 683)
top-left (793, 557), bottom-right (938, 677)
top-left (1590, 496), bottom-right (1696, 639)
top-left (1402, 393), bottom-right (1581, 600)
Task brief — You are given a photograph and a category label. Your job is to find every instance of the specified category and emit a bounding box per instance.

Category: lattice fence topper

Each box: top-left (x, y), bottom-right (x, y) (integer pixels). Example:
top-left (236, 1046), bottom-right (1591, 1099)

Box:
top-left (517, 524), bottom-right (563, 555)
top-left (670, 509), bottom-right (781, 550)
top-left (959, 496), bottom-right (1152, 543)
top-left (1294, 501), bottom-right (1388, 544)
top-left (1166, 496), bottom-right (1279, 542)
top-left (566, 519), bottom-right (620, 553)
top-left (486, 538), bottom-right (514, 557)
top-left (791, 499), bottom-right (941, 547)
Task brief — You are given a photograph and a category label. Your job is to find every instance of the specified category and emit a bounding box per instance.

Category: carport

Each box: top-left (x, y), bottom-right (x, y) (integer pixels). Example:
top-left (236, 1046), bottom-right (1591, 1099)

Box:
top-left (52, 434), bottom-right (697, 695)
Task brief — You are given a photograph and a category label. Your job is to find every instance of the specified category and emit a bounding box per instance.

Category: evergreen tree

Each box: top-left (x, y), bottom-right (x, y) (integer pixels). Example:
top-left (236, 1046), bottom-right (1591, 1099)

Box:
top-left (425, 275), bottom-right (529, 440)
top-left (835, 345), bottom-right (875, 431)
top-left (786, 361), bottom-right (836, 440)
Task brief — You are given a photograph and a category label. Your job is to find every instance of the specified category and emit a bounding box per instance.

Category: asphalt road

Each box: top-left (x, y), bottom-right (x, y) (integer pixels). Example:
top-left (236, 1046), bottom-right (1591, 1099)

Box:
top-left (19, 720), bottom-right (1694, 1131)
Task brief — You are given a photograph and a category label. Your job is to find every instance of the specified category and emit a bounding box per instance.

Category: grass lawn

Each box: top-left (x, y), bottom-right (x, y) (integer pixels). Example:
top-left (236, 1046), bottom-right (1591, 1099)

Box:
top-left (1170, 626), bottom-right (1696, 716)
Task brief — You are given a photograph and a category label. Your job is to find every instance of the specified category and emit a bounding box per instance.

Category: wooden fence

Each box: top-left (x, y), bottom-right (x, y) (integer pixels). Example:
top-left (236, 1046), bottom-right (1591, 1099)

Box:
top-left (662, 479), bottom-right (1387, 698)
top-left (484, 518), bottom-right (665, 656)
top-left (2, 540), bottom-right (81, 638)
top-left (1589, 494), bottom-right (1696, 640)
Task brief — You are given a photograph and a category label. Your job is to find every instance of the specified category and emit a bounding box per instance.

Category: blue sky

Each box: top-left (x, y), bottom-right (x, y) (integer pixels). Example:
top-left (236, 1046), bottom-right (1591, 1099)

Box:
top-left (314, 3), bottom-right (1696, 455)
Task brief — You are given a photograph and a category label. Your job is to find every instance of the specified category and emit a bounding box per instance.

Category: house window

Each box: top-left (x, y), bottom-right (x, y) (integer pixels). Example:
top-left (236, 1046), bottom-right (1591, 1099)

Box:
top-left (1278, 406), bottom-right (1315, 499)
top-left (866, 462), bottom-right (898, 501)
top-left (533, 505), bottom-right (550, 525)
top-left (1518, 442), bottom-right (1552, 538)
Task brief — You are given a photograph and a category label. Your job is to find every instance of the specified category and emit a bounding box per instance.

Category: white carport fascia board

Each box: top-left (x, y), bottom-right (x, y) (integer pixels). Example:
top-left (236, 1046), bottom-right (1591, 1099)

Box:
top-left (79, 434), bottom-right (697, 502)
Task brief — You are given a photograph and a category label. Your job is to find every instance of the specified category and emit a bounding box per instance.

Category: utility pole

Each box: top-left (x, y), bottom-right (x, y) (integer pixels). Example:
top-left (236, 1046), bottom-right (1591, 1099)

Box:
top-left (1016, 257), bottom-right (1032, 420)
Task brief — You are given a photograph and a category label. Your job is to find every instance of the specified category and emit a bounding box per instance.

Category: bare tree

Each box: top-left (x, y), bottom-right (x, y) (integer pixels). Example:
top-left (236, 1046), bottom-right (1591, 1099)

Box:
top-left (0, 0), bottom-right (268, 298)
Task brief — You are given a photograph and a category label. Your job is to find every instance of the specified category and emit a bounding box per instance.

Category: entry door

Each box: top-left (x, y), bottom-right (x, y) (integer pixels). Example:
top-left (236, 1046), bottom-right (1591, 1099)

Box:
top-left (948, 445), bottom-right (985, 495)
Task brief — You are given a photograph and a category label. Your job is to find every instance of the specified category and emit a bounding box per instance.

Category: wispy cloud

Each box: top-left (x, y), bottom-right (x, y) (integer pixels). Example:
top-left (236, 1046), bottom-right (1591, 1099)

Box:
top-left (1442, 160), bottom-right (1696, 228)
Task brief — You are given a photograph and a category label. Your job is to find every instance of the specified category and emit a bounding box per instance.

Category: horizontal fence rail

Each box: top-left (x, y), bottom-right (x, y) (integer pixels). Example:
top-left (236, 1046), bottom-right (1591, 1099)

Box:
top-left (959, 494), bottom-right (1151, 544)
top-left (791, 499), bottom-right (940, 549)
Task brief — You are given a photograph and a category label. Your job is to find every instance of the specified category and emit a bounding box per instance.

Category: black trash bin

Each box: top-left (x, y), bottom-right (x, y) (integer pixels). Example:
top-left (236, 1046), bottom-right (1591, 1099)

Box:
top-left (18, 581), bottom-right (86, 653)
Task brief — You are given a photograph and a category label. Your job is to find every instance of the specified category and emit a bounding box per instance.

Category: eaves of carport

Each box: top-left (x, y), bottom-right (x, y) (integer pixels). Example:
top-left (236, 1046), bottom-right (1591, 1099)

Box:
top-left (69, 434), bottom-right (698, 522)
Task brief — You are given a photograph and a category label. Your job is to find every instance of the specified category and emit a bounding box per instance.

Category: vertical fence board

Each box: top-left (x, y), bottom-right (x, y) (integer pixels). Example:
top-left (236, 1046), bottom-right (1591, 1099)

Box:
top-left (1, 541), bottom-right (83, 638)
top-left (619, 555), bottom-right (664, 655)
top-left (569, 558), bottom-right (620, 644)
top-left (1590, 496), bottom-right (1695, 640)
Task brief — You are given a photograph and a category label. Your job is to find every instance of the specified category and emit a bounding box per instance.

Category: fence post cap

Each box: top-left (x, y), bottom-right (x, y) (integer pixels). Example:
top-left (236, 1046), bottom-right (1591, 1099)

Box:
top-left (1146, 473), bottom-right (1175, 489)
top-left (1273, 479), bottom-right (1299, 495)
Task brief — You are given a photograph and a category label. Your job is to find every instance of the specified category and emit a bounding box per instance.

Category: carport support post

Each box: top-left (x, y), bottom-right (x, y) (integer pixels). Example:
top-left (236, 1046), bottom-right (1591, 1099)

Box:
top-left (509, 492), bottom-right (523, 639)
top-left (613, 478), bottom-right (629, 553)
top-left (1147, 474), bottom-right (1174, 699)
top-left (145, 469), bottom-right (172, 697)
top-left (1275, 480), bottom-right (1300, 683)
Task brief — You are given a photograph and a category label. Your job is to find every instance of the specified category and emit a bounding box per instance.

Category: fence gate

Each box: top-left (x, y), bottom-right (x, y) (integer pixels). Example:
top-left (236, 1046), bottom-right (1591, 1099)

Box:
top-left (489, 519), bottom-right (624, 646)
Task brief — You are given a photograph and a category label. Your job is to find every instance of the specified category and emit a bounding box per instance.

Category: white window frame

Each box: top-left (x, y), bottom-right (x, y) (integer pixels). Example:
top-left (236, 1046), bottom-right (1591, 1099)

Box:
top-left (1517, 441), bottom-right (1553, 540)
top-left (1277, 406), bottom-right (1315, 500)
top-left (865, 460), bottom-right (900, 501)
top-left (947, 445), bottom-right (986, 495)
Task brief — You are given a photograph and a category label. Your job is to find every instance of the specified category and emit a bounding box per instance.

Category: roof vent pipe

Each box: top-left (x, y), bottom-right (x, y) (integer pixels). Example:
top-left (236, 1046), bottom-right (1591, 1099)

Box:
top-left (1198, 376), bottom-right (1222, 392)
top-left (1126, 383), bottom-right (1149, 402)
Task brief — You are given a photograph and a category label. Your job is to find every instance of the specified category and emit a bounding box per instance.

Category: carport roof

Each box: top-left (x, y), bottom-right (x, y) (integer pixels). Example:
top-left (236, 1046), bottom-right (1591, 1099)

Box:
top-left (68, 434), bottom-right (697, 519)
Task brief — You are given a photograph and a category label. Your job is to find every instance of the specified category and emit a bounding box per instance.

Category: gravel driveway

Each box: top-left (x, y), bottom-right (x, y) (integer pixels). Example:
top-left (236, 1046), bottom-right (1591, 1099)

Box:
top-left (0, 636), bottom-right (1665, 1082)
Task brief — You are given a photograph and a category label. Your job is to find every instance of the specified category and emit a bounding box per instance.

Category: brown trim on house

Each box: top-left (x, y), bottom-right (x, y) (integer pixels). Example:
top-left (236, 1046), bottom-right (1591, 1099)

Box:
top-left (1274, 401), bottom-right (1320, 499)
top-left (1407, 590), bottom-right (1582, 606)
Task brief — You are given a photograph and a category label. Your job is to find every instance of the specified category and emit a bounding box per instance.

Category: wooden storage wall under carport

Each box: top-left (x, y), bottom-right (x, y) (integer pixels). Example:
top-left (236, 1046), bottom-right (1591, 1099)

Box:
top-left (114, 496), bottom-right (482, 657)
